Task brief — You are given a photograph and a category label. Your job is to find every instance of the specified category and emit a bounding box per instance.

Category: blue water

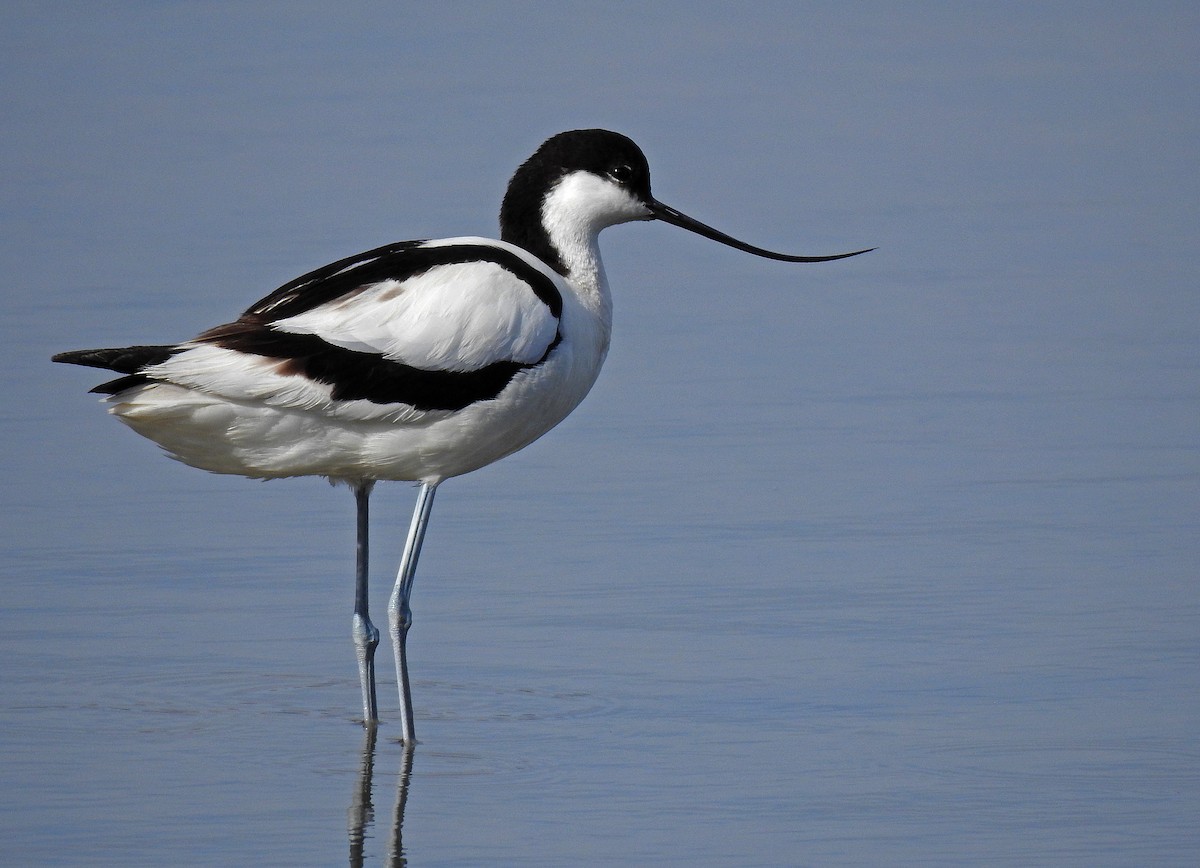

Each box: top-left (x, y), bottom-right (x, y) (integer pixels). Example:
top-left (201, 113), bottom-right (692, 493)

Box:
top-left (3, 4), bottom-right (1198, 865)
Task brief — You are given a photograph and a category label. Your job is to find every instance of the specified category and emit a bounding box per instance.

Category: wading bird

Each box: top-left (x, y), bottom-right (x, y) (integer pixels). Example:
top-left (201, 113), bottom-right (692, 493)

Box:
top-left (54, 129), bottom-right (870, 743)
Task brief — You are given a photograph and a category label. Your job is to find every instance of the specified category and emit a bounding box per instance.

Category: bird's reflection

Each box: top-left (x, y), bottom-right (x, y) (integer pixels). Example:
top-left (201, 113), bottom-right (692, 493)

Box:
top-left (348, 726), bottom-right (413, 867)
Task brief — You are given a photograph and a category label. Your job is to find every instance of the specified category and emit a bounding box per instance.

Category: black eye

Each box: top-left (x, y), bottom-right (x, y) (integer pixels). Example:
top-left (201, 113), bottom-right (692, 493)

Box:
top-left (609, 164), bottom-right (633, 183)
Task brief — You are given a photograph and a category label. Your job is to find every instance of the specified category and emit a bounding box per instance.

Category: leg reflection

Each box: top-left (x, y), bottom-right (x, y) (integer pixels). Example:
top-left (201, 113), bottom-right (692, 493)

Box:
top-left (348, 726), bottom-right (376, 867)
top-left (348, 727), bottom-right (415, 868)
top-left (388, 743), bottom-right (415, 868)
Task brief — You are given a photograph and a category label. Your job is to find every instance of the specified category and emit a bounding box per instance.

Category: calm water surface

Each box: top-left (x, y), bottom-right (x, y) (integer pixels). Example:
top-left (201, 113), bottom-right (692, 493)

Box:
top-left (2, 5), bottom-right (1197, 865)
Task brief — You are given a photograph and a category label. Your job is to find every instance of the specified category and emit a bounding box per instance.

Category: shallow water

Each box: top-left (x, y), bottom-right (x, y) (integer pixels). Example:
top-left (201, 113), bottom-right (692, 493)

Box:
top-left (3, 4), bottom-right (1198, 865)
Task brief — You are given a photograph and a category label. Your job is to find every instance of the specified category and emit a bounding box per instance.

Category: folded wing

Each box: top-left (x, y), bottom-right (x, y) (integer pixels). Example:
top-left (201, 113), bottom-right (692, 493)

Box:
top-left (57, 239), bottom-right (565, 418)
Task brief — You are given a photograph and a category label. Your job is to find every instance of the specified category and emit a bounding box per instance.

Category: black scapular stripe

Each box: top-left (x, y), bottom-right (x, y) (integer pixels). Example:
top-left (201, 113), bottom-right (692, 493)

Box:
top-left (246, 241), bottom-right (563, 321)
top-left (205, 323), bottom-right (561, 412)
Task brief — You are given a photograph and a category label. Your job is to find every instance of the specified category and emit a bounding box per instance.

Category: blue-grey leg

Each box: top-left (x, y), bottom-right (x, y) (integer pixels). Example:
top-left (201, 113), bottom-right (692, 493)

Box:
top-left (351, 481), bottom-right (380, 724)
top-left (389, 481), bottom-right (438, 745)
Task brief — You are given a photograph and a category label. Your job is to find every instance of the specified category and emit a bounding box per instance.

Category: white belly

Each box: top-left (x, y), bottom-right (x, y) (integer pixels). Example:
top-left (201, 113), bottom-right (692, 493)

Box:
top-left (107, 324), bottom-right (606, 485)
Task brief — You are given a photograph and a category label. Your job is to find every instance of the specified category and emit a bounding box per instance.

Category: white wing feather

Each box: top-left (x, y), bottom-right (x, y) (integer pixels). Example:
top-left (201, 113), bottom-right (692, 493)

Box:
top-left (271, 260), bottom-right (558, 370)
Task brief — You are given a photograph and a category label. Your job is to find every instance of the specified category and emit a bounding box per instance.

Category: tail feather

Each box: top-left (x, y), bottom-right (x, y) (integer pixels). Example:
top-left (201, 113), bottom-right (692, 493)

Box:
top-left (52, 345), bottom-right (179, 373)
top-left (53, 345), bottom-right (182, 395)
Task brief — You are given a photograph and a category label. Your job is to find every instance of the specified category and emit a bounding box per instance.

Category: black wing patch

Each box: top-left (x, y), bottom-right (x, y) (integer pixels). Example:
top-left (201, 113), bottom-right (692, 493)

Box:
top-left (203, 321), bottom-right (560, 412)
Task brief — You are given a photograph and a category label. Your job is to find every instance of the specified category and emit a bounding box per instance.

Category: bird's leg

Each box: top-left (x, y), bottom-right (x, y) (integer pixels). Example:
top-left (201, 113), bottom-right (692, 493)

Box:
top-left (389, 481), bottom-right (438, 745)
top-left (351, 481), bottom-right (379, 724)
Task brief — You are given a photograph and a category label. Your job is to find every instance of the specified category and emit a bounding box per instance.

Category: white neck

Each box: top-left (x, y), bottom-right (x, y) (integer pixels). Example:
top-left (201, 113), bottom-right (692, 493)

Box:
top-left (538, 171), bottom-right (647, 322)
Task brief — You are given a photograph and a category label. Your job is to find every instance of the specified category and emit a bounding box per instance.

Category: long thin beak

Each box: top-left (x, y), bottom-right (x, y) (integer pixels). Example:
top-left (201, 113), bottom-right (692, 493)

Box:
top-left (645, 198), bottom-right (873, 262)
